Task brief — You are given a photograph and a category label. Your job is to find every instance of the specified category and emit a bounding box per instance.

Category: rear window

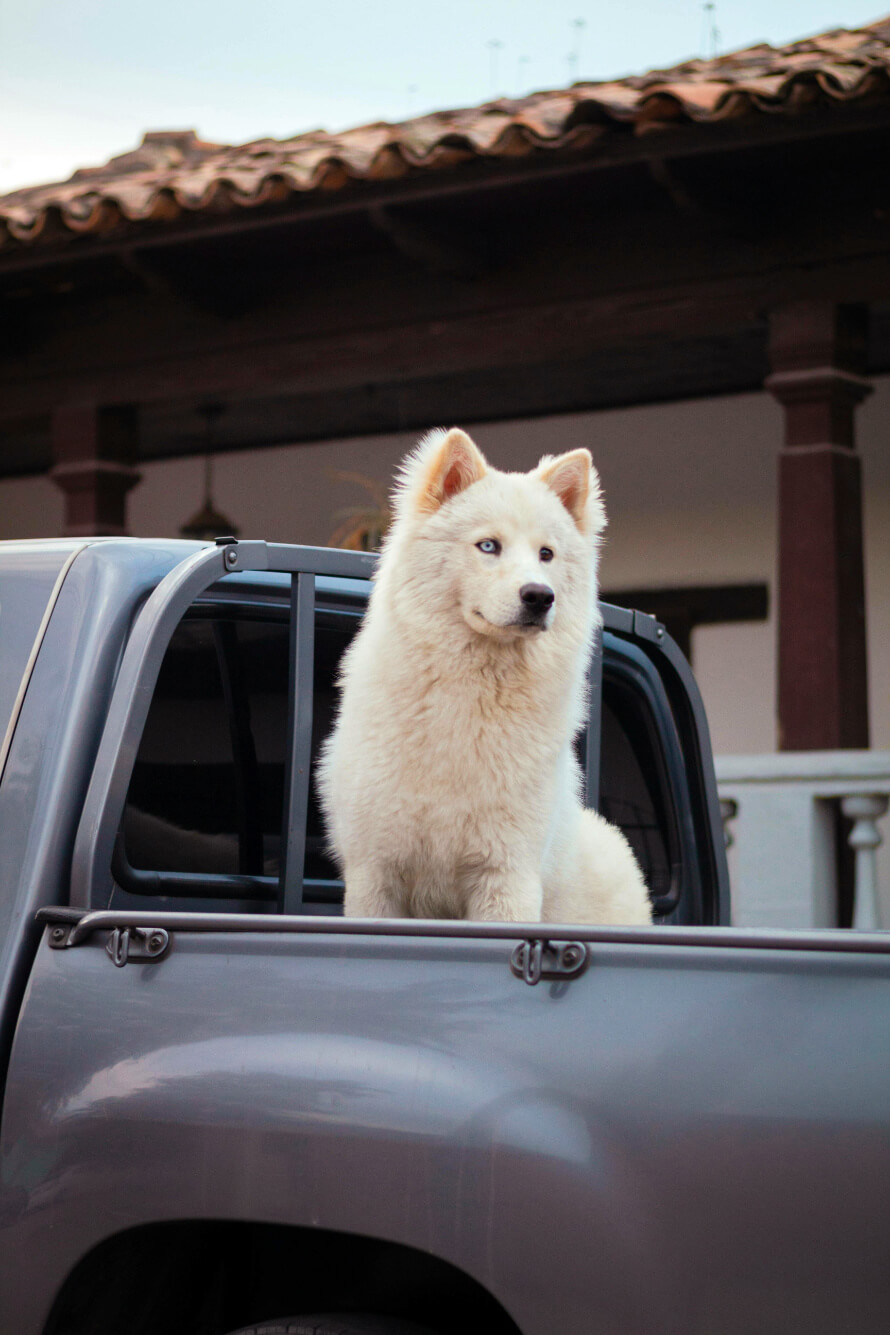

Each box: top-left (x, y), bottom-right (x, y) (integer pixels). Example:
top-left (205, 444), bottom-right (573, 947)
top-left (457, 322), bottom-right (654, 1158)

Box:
top-left (112, 596), bottom-right (682, 919)
top-left (125, 617), bottom-right (286, 877)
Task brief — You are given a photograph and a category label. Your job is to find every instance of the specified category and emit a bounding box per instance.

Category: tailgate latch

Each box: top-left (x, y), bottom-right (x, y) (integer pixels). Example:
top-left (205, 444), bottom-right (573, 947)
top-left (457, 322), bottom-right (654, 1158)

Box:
top-left (48, 922), bottom-right (170, 967)
top-left (510, 939), bottom-right (589, 986)
top-left (105, 926), bottom-right (170, 967)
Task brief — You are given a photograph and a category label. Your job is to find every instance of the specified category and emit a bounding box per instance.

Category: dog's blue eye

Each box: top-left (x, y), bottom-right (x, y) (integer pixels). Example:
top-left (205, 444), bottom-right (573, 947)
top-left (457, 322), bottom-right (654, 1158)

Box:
top-left (540, 547), bottom-right (554, 562)
top-left (476, 539), bottom-right (501, 555)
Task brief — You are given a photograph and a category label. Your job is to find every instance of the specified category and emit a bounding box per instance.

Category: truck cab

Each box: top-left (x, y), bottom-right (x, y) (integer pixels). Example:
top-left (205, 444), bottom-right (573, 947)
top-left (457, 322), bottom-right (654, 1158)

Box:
top-left (0, 539), bottom-right (887, 1335)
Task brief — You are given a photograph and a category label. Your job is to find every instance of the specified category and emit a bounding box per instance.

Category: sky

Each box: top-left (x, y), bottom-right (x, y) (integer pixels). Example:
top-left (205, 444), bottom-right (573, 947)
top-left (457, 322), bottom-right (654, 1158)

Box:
top-left (0, 1), bottom-right (885, 194)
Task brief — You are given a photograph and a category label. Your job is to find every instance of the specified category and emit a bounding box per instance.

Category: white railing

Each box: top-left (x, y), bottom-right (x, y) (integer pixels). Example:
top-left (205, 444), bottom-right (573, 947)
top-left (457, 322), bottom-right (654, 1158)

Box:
top-left (715, 751), bottom-right (890, 930)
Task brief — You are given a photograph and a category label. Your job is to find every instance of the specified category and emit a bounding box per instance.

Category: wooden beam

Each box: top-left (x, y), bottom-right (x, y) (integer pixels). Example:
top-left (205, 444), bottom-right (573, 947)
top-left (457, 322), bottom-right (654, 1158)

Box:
top-left (3, 247), bottom-right (890, 424)
top-left (367, 205), bottom-right (485, 278)
top-left (50, 404), bottom-right (141, 536)
top-left (0, 325), bottom-right (768, 479)
top-left (767, 303), bottom-right (871, 750)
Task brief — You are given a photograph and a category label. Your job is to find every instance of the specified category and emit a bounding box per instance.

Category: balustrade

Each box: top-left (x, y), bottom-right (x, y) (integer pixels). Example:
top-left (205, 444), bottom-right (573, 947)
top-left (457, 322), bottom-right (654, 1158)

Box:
top-left (715, 752), bottom-right (890, 930)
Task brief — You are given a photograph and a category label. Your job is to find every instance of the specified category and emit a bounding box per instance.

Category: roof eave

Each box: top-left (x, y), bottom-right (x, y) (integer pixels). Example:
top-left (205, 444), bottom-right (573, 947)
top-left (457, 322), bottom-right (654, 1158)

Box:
top-left (1, 94), bottom-right (889, 273)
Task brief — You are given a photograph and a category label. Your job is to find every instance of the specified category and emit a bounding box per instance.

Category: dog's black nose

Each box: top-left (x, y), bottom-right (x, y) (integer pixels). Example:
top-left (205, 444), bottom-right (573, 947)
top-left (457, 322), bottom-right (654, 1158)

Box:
top-left (520, 583), bottom-right (555, 612)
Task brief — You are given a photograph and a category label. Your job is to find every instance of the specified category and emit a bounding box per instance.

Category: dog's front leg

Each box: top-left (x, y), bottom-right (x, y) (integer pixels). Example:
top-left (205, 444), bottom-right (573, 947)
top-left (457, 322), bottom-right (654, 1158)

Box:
top-left (465, 872), bottom-right (544, 924)
top-left (342, 863), bottom-right (404, 919)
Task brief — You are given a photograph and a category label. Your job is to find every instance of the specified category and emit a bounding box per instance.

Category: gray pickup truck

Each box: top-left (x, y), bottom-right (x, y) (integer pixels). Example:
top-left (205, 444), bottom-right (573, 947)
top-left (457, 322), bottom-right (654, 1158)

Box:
top-left (0, 537), bottom-right (888, 1335)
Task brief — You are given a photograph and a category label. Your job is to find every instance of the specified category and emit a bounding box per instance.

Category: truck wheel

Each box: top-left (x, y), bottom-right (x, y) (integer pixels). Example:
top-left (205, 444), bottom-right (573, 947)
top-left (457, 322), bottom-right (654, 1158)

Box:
top-left (223, 1316), bottom-right (438, 1335)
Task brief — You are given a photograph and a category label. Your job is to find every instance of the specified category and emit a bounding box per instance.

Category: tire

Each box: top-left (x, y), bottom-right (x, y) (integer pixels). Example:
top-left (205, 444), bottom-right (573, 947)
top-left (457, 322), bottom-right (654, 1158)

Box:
top-left (223, 1316), bottom-right (438, 1335)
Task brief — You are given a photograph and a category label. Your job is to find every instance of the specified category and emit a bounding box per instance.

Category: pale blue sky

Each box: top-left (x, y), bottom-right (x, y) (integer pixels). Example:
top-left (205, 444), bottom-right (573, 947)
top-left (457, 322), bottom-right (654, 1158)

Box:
top-left (0, 1), bottom-right (885, 193)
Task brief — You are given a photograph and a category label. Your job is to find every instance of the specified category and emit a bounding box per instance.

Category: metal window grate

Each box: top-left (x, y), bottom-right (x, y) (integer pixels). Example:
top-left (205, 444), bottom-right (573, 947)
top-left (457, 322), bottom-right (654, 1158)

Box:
top-left (71, 542), bottom-right (375, 910)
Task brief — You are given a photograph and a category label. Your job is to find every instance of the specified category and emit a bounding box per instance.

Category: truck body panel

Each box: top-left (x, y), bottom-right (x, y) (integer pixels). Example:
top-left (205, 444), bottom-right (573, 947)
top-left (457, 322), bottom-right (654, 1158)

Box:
top-left (0, 542), bottom-right (197, 1079)
top-left (0, 538), bottom-right (886, 1334)
top-left (3, 921), bottom-right (889, 1335)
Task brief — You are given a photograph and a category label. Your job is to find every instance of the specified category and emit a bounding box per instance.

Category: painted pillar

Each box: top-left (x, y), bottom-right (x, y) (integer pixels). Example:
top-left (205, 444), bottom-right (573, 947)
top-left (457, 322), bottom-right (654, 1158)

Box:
top-left (50, 404), bottom-right (142, 536)
top-left (766, 302), bottom-right (871, 750)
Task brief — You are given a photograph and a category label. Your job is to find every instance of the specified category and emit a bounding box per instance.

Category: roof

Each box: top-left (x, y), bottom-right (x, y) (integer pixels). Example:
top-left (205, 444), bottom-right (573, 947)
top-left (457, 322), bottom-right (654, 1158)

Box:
top-left (2, 15), bottom-right (889, 250)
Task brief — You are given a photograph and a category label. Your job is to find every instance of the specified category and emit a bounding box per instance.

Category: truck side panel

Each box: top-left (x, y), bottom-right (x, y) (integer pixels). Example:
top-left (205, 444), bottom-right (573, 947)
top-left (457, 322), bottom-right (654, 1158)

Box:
top-left (2, 927), bottom-right (889, 1335)
top-left (0, 542), bottom-right (193, 1093)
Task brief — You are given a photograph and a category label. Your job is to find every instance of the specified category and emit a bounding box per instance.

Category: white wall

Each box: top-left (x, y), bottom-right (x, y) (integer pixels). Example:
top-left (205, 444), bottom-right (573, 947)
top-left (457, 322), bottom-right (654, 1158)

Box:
top-left (4, 380), bottom-right (888, 758)
top-left (0, 473), bottom-right (63, 539)
top-left (126, 381), bottom-right (888, 754)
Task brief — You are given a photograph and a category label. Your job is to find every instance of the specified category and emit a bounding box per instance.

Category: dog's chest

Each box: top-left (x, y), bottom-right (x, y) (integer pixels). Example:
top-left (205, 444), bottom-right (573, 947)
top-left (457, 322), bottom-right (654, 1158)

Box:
top-left (338, 630), bottom-right (577, 844)
top-left (358, 707), bottom-right (564, 880)
top-left (378, 688), bottom-right (558, 795)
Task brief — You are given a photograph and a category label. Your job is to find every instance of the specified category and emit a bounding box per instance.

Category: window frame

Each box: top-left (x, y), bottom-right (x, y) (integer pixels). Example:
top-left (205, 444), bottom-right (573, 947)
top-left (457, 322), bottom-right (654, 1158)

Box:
top-left (71, 542), bottom-right (375, 911)
top-left (72, 541), bottom-right (725, 924)
top-left (601, 637), bottom-right (695, 923)
top-left (112, 596), bottom-right (358, 910)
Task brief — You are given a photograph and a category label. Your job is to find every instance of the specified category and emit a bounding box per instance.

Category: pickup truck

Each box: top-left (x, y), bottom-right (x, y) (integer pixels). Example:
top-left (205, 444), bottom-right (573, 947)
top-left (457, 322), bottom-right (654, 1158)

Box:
top-left (0, 536), bottom-right (888, 1335)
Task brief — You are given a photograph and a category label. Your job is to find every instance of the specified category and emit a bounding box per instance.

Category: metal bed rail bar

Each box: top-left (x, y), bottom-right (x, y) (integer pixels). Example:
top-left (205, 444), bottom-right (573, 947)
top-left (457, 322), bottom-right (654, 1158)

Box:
top-left (38, 907), bottom-right (890, 956)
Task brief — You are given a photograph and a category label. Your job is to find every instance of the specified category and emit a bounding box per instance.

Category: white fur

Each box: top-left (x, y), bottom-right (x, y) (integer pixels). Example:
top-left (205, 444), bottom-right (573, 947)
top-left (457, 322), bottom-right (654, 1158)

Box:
top-left (318, 428), bottom-right (652, 925)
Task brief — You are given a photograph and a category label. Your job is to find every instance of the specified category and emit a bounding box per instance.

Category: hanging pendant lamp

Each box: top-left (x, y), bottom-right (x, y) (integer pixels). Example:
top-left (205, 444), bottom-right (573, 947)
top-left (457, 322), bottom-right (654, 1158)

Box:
top-left (179, 404), bottom-right (240, 541)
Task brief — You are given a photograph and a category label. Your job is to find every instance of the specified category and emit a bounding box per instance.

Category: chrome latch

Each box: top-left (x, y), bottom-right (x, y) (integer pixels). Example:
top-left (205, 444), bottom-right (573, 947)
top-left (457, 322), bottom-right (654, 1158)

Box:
top-left (47, 921), bottom-right (170, 965)
top-left (510, 939), bottom-right (589, 986)
top-left (105, 926), bottom-right (170, 967)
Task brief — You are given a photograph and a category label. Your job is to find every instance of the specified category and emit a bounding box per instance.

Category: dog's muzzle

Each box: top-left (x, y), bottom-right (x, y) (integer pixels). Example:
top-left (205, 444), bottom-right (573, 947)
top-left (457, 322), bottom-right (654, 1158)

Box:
top-left (519, 582), bottom-right (555, 624)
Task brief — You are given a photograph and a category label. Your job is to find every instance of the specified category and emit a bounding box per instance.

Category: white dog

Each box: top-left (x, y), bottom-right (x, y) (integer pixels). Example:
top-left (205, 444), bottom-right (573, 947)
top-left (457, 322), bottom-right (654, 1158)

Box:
top-left (319, 428), bottom-right (651, 925)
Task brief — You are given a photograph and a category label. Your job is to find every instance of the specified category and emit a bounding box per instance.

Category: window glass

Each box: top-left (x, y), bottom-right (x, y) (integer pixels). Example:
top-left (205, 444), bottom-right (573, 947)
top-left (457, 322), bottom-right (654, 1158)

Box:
top-left (120, 603), bottom-right (678, 915)
top-left (122, 610), bottom-right (347, 892)
top-left (125, 619), bottom-right (241, 872)
top-left (599, 692), bottom-right (675, 909)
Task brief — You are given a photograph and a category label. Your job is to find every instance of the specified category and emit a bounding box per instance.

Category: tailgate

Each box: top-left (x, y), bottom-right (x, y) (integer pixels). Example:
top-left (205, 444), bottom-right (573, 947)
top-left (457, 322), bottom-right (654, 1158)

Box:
top-left (2, 913), bottom-right (890, 1335)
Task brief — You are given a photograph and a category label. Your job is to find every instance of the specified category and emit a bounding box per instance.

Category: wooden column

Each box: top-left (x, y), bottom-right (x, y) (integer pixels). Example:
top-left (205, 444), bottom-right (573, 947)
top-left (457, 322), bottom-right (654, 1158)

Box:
top-left (50, 404), bottom-right (142, 536)
top-left (766, 303), bottom-right (871, 750)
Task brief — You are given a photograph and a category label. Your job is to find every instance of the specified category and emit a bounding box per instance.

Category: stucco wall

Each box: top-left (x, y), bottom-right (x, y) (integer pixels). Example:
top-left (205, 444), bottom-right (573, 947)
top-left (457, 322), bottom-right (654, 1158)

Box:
top-left (2, 380), bottom-right (887, 758)
top-left (0, 472), bottom-right (63, 540)
top-left (124, 381), bottom-right (888, 755)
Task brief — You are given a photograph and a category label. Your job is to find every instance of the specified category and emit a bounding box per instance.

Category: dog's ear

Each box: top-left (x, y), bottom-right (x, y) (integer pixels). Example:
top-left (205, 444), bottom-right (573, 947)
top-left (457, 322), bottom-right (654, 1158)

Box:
top-left (537, 449), bottom-right (596, 527)
top-left (415, 429), bottom-right (488, 514)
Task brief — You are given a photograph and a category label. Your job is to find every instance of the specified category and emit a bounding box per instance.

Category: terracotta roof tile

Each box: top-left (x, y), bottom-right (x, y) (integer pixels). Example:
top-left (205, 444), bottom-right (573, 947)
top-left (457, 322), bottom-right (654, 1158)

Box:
top-left (2, 15), bottom-right (889, 250)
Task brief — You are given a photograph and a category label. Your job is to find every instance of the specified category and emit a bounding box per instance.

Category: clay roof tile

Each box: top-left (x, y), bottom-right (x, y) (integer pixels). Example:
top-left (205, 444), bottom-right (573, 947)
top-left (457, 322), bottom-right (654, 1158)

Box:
top-left (2, 15), bottom-right (889, 250)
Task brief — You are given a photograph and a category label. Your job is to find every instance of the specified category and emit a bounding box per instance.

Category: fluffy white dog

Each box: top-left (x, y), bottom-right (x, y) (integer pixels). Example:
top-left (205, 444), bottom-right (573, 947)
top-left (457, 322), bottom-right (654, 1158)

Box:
top-left (319, 428), bottom-right (651, 925)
